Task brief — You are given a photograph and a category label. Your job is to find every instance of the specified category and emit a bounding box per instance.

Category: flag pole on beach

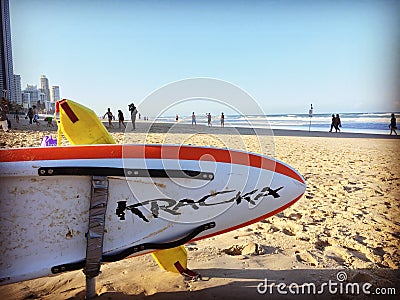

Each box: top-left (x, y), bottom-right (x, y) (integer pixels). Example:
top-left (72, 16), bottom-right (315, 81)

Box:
top-left (308, 104), bottom-right (313, 132)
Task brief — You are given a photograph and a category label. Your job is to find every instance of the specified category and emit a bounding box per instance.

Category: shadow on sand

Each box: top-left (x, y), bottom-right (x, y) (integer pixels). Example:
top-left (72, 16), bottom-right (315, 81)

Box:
top-left (66, 268), bottom-right (400, 300)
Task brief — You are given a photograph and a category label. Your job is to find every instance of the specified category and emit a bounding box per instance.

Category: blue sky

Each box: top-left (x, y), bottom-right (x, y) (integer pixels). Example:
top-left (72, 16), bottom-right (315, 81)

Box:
top-left (9, 0), bottom-right (400, 116)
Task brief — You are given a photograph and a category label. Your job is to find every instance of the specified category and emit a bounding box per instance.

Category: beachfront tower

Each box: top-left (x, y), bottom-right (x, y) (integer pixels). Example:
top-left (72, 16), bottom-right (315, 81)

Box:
top-left (0, 0), bottom-right (16, 102)
top-left (40, 75), bottom-right (50, 102)
top-left (50, 85), bottom-right (60, 103)
top-left (13, 74), bottom-right (22, 104)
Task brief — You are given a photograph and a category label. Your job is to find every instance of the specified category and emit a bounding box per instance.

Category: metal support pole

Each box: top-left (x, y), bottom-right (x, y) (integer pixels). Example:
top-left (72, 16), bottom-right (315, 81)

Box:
top-left (86, 277), bottom-right (96, 299)
top-left (84, 176), bottom-right (109, 299)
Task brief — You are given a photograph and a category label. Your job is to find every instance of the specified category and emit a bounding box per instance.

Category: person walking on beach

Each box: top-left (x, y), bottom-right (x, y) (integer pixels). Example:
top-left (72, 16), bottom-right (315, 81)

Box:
top-left (103, 108), bottom-right (114, 128)
top-left (308, 104), bottom-right (313, 132)
top-left (118, 109), bottom-right (126, 129)
top-left (27, 107), bottom-right (34, 124)
top-left (329, 114), bottom-right (335, 132)
top-left (389, 113), bottom-right (397, 135)
top-left (32, 105), bottom-right (40, 126)
top-left (333, 114), bottom-right (341, 132)
top-left (129, 103), bottom-right (138, 130)
top-left (207, 113), bottom-right (212, 127)
top-left (191, 112), bottom-right (196, 126)
top-left (220, 112), bottom-right (225, 127)
top-left (175, 114), bottom-right (179, 122)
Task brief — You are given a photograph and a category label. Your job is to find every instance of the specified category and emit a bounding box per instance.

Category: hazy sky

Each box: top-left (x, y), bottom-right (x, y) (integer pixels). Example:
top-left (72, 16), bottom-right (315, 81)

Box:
top-left (9, 0), bottom-right (400, 116)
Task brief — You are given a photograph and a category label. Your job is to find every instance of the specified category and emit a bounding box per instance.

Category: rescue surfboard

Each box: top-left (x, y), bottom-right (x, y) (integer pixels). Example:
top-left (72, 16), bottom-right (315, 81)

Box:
top-left (0, 144), bottom-right (306, 285)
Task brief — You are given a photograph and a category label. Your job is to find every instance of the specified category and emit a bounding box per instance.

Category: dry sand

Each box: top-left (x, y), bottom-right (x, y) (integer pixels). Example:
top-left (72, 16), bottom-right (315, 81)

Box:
top-left (0, 118), bottom-right (399, 299)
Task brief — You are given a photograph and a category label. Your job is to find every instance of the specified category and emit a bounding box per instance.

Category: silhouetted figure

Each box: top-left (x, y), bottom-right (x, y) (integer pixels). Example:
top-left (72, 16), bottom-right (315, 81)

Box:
top-left (129, 103), bottom-right (138, 130)
top-left (118, 110), bottom-right (126, 129)
top-left (27, 107), bottom-right (34, 124)
top-left (103, 108), bottom-right (114, 128)
top-left (333, 114), bottom-right (341, 132)
top-left (389, 113), bottom-right (397, 135)
top-left (191, 112), bottom-right (196, 126)
top-left (329, 114), bottom-right (335, 132)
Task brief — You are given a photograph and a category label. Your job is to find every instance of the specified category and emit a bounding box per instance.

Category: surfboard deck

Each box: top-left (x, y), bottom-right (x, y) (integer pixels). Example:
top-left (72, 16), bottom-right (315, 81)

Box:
top-left (0, 144), bottom-right (306, 285)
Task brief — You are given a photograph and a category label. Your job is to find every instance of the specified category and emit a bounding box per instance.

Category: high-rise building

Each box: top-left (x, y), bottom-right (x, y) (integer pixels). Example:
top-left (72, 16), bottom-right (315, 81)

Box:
top-left (40, 75), bottom-right (50, 103)
top-left (13, 74), bottom-right (22, 104)
top-left (50, 85), bottom-right (60, 103)
top-left (23, 84), bottom-right (40, 107)
top-left (0, 0), bottom-right (16, 102)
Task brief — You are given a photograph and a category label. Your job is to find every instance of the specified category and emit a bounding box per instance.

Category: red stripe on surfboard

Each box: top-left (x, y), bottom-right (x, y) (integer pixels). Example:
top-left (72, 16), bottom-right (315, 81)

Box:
top-left (0, 145), bottom-right (304, 183)
top-left (190, 192), bottom-right (305, 243)
top-left (59, 100), bottom-right (79, 123)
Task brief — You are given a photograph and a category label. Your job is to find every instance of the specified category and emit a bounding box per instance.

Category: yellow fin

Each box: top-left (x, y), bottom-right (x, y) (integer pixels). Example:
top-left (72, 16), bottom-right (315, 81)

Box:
top-left (56, 99), bottom-right (115, 145)
top-left (151, 246), bottom-right (188, 273)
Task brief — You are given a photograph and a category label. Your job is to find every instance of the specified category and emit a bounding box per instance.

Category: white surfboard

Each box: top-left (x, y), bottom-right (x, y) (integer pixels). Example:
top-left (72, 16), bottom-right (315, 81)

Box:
top-left (0, 144), bottom-right (306, 285)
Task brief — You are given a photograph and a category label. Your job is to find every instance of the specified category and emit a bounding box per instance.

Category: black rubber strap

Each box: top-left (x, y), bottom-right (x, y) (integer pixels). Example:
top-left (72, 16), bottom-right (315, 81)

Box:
top-left (102, 222), bottom-right (215, 262)
top-left (51, 222), bottom-right (215, 274)
top-left (38, 167), bottom-right (214, 181)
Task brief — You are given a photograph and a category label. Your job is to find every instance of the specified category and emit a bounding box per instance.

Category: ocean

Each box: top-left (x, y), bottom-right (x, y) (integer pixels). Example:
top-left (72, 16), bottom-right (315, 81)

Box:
top-left (155, 112), bottom-right (399, 135)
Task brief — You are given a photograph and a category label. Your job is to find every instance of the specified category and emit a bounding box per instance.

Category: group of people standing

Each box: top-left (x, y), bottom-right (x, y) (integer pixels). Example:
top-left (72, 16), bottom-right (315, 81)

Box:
top-left (103, 103), bottom-right (141, 130)
top-left (190, 112), bottom-right (225, 127)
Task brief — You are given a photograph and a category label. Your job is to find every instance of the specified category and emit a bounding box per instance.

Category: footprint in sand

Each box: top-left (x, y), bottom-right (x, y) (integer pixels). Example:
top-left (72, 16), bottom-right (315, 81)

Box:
top-left (324, 245), bottom-right (364, 267)
top-left (344, 186), bottom-right (362, 193)
top-left (383, 201), bottom-right (392, 209)
top-left (343, 242), bottom-right (383, 267)
top-left (295, 251), bottom-right (318, 266)
top-left (282, 228), bottom-right (295, 236)
top-left (305, 193), bottom-right (314, 199)
top-left (267, 225), bottom-right (280, 233)
top-left (223, 242), bottom-right (264, 256)
top-left (354, 233), bottom-right (367, 245)
top-left (288, 212), bottom-right (303, 221)
top-left (315, 239), bottom-right (331, 251)
top-left (310, 217), bottom-right (326, 224)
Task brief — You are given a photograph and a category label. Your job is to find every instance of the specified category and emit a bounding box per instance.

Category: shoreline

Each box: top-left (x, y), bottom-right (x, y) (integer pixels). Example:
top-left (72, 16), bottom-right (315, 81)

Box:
top-left (0, 116), bottom-right (399, 299)
top-left (1, 118), bottom-right (399, 146)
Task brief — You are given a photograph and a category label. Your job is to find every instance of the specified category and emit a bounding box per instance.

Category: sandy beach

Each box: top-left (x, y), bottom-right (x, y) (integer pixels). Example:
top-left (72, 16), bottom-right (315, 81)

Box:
top-left (0, 118), bottom-right (399, 299)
